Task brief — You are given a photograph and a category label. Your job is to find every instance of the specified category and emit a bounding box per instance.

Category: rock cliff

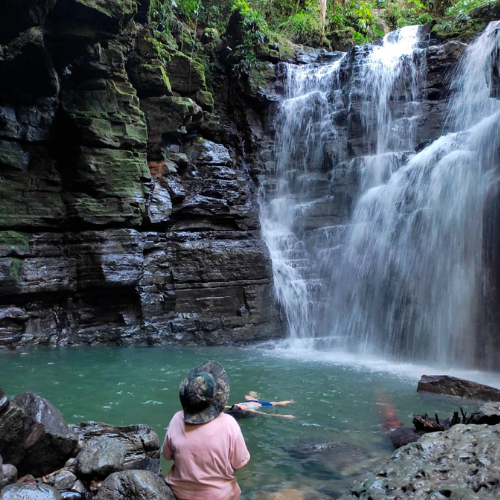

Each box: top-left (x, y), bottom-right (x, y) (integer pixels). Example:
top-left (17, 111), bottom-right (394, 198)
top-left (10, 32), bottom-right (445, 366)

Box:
top-left (0, 0), bottom-right (281, 347)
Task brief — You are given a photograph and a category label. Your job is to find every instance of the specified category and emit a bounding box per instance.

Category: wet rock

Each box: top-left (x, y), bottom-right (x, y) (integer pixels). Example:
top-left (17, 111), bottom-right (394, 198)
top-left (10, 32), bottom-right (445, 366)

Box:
top-left (75, 436), bottom-right (126, 479)
top-left (470, 402), bottom-right (500, 425)
top-left (491, 45), bottom-right (500, 99)
top-left (141, 96), bottom-right (203, 140)
top-left (53, 471), bottom-right (77, 491)
top-left (70, 422), bottom-right (160, 474)
top-left (390, 427), bottom-right (423, 449)
top-left (1, 464), bottom-right (18, 488)
top-left (0, 483), bottom-right (61, 500)
top-left (95, 470), bottom-right (175, 500)
top-left (339, 424), bottom-right (500, 500)
top-left (417, 375), bottom-right (500, 401)
top-left (13, 393), bottom-right (78, 476)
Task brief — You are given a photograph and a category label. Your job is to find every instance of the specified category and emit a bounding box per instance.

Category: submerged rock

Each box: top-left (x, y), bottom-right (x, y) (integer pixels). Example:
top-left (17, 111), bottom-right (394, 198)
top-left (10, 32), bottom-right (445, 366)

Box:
top-left (339, 423), bottom-right (500, 499)
top-left (417, 375), bottom-right (500, 401)
top-left (95, 470), bottom-right (175, 500)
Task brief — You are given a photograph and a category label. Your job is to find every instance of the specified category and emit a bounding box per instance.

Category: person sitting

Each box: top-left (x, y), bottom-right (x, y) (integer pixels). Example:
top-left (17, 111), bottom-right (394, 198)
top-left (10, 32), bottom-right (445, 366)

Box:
top-left (225, 391), bottom-right (295, 419)
top-left (162, 360), bottom-right (250, 500)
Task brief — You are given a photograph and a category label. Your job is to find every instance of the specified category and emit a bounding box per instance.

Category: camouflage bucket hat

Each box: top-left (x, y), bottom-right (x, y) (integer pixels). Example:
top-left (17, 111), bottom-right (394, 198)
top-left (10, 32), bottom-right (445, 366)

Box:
top-left (179, 360), bottom-right (230, 425)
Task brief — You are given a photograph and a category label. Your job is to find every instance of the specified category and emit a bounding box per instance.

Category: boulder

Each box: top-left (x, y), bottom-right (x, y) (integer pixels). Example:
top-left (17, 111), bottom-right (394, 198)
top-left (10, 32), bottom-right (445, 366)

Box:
top-left (0, 483), bottom-right (61, 500)
top-left (95, 470), bottom-right (175, 500)
top-left (389, 427), bottom-right (422, 449)
top-left (70, 422), bottom-right (160, 473)
top-left (339, 424), bottom-right (500, 499)
top-left (75, 436), bottom-right (126, 479)
top-left (1, 464), bottom-right (18, 488)
top-left (12, 393), bottom-right (78, 476)
top-left (470, 401), bottom-right (500, 425)
top-left (417, 375), bottom-right (500, 401)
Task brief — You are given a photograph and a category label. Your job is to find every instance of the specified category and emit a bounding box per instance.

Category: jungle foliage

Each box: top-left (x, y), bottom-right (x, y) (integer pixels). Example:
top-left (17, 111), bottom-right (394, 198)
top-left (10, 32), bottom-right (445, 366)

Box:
top-left (150, 0), bottom-right (496, 51)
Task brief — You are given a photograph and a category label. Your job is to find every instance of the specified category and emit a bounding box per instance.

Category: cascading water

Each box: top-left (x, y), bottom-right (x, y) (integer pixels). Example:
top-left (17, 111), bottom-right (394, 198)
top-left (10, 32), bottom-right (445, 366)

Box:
top-left (261, 22), bottom-right (500, 368)
top-left (260, 58), bottom-right (344, 340)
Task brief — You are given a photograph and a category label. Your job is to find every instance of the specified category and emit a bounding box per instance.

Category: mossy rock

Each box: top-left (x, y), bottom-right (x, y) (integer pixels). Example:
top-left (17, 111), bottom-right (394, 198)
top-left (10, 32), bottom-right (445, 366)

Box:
top-left (64, 148), bottom-right (150, 226)
top-left (432, 0), bottom-right (500, 41)
top-left (194, 90), bottom-right (214, 112)
top-left (128, 60), bottom-right (173, 98)
top-left (0, 232), bottom-right (30, 257)
top-left (247, 61), bottom-right (277, 96)
top-left (62, 79), bottom-right (147, 149)
top-left (165, 51), bottom-right (206, 94)
top-left (0, 156), bottom-right (66, 228)
top-left (327, 26), bottom-right (355, 52)
top-left (140, 96), bottom-right (203, 139)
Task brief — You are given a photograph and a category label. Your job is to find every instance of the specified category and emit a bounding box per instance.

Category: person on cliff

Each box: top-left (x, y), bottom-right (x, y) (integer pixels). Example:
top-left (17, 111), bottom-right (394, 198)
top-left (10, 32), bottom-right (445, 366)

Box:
top-left (162, 360), bottom-right (250, 500)
top-left (225, 391), bottom-right (295, 419)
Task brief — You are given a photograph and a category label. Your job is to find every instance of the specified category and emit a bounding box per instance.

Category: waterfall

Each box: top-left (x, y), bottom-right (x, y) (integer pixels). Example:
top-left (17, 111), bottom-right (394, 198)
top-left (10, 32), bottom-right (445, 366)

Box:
top-left (261, 22), bottom-right (500, 367)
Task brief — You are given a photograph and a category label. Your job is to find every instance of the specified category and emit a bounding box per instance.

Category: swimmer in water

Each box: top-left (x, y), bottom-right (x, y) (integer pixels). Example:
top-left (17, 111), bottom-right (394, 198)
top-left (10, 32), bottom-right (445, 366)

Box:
top-left (225, 391), bottom-right (295, 419)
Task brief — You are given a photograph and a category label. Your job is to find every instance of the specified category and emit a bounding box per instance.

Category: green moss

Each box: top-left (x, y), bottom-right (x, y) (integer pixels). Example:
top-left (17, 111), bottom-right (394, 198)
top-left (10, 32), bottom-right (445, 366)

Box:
top-left (0, 231), bottom-right (30, 257)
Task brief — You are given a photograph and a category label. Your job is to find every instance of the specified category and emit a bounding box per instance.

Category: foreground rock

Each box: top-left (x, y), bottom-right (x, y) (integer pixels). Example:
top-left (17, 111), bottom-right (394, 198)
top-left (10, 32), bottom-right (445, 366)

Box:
top-left (0, 392), bottom-right (77, 476)
top-left (95, 470), bottom-right (175, 500)
top-left (339, 423), bottom-right (500, 499)
top-left (417, 375), bottom-right (500, 401)
top-left (0, 483), bottom-right (61, 500)
top-left (471, 402), bottom-right (500, 425)
top-left (69, 422), bottom-right (161, 474)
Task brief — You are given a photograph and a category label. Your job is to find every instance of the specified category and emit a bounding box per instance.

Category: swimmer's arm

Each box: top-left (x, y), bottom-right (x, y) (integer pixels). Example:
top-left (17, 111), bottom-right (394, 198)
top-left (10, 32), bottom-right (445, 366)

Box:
top-left (246, 409), bottom-right (295, 419)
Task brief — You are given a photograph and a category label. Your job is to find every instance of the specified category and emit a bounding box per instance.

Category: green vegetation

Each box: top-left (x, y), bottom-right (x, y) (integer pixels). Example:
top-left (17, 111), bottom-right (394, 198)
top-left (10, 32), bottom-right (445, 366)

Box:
top-left (149, 0), bottom-right (495, 53)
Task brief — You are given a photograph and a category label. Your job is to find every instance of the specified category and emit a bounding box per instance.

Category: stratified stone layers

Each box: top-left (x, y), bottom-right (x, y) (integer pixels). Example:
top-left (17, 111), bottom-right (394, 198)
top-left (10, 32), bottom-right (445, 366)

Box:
top-left (0, 0), bottom-right (280, 347)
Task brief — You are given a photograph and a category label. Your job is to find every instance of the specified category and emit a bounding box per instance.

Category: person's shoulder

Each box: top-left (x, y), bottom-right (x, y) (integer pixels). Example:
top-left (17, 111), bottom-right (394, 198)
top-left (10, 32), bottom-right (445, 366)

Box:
top-left (218, 412), bottom-right (243, 431)
top-left (170, 410), bottom-right (184, 424)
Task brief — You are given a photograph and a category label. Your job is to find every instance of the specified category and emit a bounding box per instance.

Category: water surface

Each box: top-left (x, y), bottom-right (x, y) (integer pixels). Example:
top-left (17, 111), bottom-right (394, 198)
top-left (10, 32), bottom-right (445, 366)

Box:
top-left (0, 345), bottom-right (487, 498)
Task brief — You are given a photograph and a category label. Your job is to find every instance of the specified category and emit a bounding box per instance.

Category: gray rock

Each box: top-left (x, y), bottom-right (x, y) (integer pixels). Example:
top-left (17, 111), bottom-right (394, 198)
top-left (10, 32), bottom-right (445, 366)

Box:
top-left (417, 375), bottom-right (500, 401)
top-left (70, 422), bottom-right (160, 474)
top-left (95, 470), bottom-right (175, 500)
top-left (1, 464), bottom-right (18, 488)
top-left (12, 393), bottom-right (78, 477)
top-left (390, 427), bottom-right (422, 449)
top-left (0, 483), bottom-right (61, 500)
top-left (53, 471), bottom-right (77, 491)
top-left (470, 401), bottom-right (500, 425)
top-left (75, 436), bottom-right (126, 479)
top-left (339, 424), bottom-right (500, 499)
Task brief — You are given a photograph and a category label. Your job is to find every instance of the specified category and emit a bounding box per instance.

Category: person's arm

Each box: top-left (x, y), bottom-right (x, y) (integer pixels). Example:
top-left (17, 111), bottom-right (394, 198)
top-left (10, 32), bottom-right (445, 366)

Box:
top-left (246, 409), bottom-right (295, 419)
top-left (229, 422), bottom-right (250, 471)
top-left (161, 426), bottom-right (174, 460)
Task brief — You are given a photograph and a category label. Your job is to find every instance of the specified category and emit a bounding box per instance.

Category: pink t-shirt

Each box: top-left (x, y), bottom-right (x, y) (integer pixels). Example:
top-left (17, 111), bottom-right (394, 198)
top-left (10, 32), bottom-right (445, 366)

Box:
top-left (162, 411), bottom-right (250, 500)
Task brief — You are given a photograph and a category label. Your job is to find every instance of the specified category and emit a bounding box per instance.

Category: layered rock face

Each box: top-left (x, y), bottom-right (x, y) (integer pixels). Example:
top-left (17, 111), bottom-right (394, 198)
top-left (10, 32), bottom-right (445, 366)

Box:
top-left (0, 0), bottom-right (280, 347)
